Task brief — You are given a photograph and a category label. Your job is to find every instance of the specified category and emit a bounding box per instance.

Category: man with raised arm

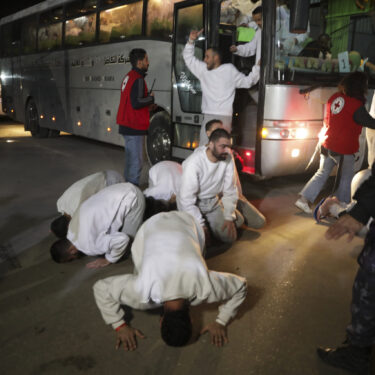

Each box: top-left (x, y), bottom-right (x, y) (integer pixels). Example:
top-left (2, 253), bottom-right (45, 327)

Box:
top-left (93, 211), bottom-right (247, 350)
top-left (177, 128), bottom-right (243, 244)
top-left (183, 29), bottom-right (260, 146)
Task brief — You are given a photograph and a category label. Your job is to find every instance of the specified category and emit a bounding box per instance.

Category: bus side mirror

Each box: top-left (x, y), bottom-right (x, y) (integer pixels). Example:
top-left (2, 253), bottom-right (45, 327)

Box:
top-left (289, 0), bottom-right (310, 33)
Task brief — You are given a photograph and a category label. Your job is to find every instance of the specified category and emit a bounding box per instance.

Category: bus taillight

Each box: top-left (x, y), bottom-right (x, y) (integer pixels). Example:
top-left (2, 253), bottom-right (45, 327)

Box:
top-left (234, 148), bottom-right (255, 175)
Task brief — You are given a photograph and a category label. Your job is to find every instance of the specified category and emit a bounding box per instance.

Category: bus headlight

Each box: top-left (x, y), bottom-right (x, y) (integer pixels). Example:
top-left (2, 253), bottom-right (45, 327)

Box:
top-left (291, 149), bottom-right (300, 158)
top-left (295, 128), bottom-right (308, 139)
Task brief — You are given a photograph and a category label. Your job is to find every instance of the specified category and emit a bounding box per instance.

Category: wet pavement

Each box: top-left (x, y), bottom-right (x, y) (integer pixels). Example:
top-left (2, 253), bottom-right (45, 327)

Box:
top-left (0, 117), bottom-right (364, 374)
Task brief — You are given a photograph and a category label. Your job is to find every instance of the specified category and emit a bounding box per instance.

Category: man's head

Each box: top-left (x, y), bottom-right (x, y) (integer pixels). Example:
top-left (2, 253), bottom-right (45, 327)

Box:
top-left (252, 6), bottom-right (263, 29)
top-left (50, 215), bottom-right (70, 238)
top-left (207, 128), bottom-right (232, 161)
top-left (50, 238), bottom-right (80, 263)
top-left (338, 71), bottom-right (368, 101)
top-left (317, 33), bottom-right (332, 53)
top-left (143, 196), bottom-right (177, 221)
top-left (205, 119), bottom-right (223, 138)
top-left (161, 305), bottom-right (192, 347)
top-left (129, 48), bottom-right (149, 72)
top-left (204, 47), bottom-right (222, 70)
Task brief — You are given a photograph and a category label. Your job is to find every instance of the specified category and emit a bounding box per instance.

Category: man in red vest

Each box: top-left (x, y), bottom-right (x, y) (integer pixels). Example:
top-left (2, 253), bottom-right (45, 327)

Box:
top-left (116, 49), bottom-right (154, 186)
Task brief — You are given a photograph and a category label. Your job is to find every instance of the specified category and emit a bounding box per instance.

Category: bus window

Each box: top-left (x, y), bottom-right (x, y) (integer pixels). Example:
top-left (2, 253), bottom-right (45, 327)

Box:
top-left (174, 3), bottom-right (204, 114)
top-left (65, 0), bottom-right (98, 18)
top-left (1, 22), bottom-right (21, 57)
top-left (146, 0), bottom-right (184, 40)
top-left (21, 16), bottom-right (37, 54)
top-left (65, 14), bottom-right (97, 47)
top-left (99, 1), bottom-right (143, 43)
top-left (38, 7), bottom-right (63, 51)
top-left (273, 0), bottom-right (375, 85)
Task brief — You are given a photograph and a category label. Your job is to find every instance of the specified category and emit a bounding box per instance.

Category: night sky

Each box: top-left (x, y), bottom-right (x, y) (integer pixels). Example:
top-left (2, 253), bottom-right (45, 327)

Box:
top-left (0, 1), bottom-right (44, 19)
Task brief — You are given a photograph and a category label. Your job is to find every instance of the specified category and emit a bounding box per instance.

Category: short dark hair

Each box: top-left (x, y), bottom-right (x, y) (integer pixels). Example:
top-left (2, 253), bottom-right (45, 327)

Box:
top-left (129, 48), bottom-right (147, 68)
top-left (209, 47), bottom-right (223, 63)
top-left (160, 308), bottom-right (192, 347)
top-left (253, 6), bottom-right (262, 15)
top-left (50, 238), bottom-right (74, 263)
top-left (209, 128), bottom-right (231, 143)
top-left (338, 71), bottom-right (368, 102)
top-left (143, 196), bottom-right (176, 221)
top-left (50, 215), bottom-right (70, 238)
top-left (205, 119), bottom-right (223, 133)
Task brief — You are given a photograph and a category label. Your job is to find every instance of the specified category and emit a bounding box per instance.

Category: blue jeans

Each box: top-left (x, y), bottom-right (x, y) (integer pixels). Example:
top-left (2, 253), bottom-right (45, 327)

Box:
top-left (300, 151), bottom-right (355, 204)
top-left (122, 135), bottom-right (144, 186)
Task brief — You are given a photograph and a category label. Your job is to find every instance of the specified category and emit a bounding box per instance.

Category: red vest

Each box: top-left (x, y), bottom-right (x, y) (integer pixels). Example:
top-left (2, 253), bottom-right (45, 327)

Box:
top-left (322, 92), bottom-right (363, 154)
top-left (116, 69), bottom-right (150, 130)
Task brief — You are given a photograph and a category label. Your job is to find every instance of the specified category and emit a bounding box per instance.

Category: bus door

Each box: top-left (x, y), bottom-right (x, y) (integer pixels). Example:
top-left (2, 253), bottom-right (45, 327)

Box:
top-left (171, 0), bottom-right (205, 161)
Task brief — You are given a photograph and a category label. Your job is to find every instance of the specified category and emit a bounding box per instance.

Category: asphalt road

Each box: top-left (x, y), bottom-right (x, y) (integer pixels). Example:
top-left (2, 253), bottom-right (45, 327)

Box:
top-left (0, 117), bottom-right (364, 375)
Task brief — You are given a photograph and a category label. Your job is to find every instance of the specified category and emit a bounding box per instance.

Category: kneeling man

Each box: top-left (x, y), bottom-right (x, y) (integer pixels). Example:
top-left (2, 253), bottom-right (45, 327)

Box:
top-left (50, 183), bottom-right (145, 268)
top-left (93, 211), bottom-right (247, 349)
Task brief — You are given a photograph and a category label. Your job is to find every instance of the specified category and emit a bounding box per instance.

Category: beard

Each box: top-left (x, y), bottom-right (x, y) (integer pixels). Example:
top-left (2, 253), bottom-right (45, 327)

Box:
top-left (212, 148), bottom-right (228, 161)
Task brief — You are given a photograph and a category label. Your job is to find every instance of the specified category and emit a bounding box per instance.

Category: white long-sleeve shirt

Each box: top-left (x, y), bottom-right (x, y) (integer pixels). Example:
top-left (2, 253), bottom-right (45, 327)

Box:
top-left (143, 161), bottom-right (182, 201)
top-left (56, 170), bottom-right (123, 217)
top-left (93, 211), bottom-right (247, 329)
top-left (67, 183), bottom-right (140, 263)
top-left (182, 42), bottom-right (260, 116)
top-left (177, 146), bottom-right (238, 226)
top-left (235, 28), bottom-right (262, 65)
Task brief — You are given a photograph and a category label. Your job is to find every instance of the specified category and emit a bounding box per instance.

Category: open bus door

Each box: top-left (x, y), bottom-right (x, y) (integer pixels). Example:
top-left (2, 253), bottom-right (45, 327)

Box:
top-left (170, 0), bottom-right (205, 161)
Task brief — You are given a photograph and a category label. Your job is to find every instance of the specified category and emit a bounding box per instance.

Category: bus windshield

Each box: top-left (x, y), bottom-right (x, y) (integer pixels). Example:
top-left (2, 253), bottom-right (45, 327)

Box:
top-left (273, 0), bottom-right (375, 87)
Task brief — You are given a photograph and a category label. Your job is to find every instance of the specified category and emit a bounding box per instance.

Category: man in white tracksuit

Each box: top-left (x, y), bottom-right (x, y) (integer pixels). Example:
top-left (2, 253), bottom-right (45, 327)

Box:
top-left (93, 211), bottom-right (247, 349)
top-left (177, 128), bottom-right (242, 243)
top-left (143, 161), bottom-right (182, 202)
top-left (51, 170), bottom-right (124, 238)
top-left (230, 5), bottom-right (262, 65)
top-left (50, 183), bottom-right (145, 269)
top-left (183, 29), bottom-right (260, 146)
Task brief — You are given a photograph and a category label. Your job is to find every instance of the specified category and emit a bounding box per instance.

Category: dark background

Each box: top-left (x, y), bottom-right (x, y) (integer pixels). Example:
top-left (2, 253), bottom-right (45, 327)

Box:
top-left (0, 1), bottom-right (44, 19)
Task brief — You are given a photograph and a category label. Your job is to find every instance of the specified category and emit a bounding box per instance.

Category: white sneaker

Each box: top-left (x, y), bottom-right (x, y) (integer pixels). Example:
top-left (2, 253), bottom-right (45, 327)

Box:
top-left (295, 198), bottom-right (312, 214)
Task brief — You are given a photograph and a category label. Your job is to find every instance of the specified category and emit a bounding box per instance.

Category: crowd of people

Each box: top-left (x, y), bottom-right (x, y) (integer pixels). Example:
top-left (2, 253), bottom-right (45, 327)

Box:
top-left (47, 5), bottom-right (375, 373)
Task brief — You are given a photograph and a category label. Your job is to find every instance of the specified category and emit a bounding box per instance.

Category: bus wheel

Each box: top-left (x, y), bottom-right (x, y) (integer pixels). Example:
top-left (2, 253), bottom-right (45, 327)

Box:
top-left (25, 99), bottom-right (49, 138)
top-left (49, 129), bottom-right (60, 137)
top-left (146, 111), bottom-right (171, 165)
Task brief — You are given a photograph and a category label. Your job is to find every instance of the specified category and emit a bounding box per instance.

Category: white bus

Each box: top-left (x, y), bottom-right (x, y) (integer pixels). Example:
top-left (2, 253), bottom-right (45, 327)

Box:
top-left (0, 0), bottom-right (374, 177)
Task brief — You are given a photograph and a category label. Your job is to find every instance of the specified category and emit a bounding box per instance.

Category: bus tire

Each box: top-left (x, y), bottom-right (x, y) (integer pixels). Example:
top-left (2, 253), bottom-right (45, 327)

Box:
top-left (49, 129), bottom-right (60, 137)
top-left (146, 111), bottom-right (171, 165)
top-left (25, 99), bottom-right (49, 138)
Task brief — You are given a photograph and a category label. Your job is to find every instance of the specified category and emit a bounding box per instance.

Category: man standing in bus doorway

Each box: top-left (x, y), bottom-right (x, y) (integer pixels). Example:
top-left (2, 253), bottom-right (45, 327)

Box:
top-left (183, 29), bottom-right (260, 146)
top-left (229, 5), bottom-right (262, 66)
top-left (116, 49), bottom-right (155, 186)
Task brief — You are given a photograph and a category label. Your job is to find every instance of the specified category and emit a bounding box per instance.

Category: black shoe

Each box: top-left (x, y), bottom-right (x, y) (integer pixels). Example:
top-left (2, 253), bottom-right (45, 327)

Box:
top-left (317, 345), bottom-right (371, 374)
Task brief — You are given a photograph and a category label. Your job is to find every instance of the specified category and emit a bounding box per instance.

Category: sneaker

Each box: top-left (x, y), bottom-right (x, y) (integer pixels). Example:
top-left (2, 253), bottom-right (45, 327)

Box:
top-left (295, 198), bottom-right (312, 214)
top-left (317, 344), bottom-right (371, 373)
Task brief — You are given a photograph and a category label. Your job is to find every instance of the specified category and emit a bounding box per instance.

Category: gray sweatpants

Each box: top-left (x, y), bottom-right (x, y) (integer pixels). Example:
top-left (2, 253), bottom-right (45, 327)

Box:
top-left (121, 186), bottom-right (145, 240)
top-left (199, 197), bottom-right (243, 243)
top-left (105, 170), bottom-right (125, 186)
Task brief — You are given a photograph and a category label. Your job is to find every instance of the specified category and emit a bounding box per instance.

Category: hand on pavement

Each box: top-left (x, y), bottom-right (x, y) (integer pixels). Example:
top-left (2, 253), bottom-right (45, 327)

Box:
top-left (200, 322), bottom-right (228, 347)
top-left (86, 258), bottom-right (111, 269)
top-left (115, 325), bottom-right (145, 351)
